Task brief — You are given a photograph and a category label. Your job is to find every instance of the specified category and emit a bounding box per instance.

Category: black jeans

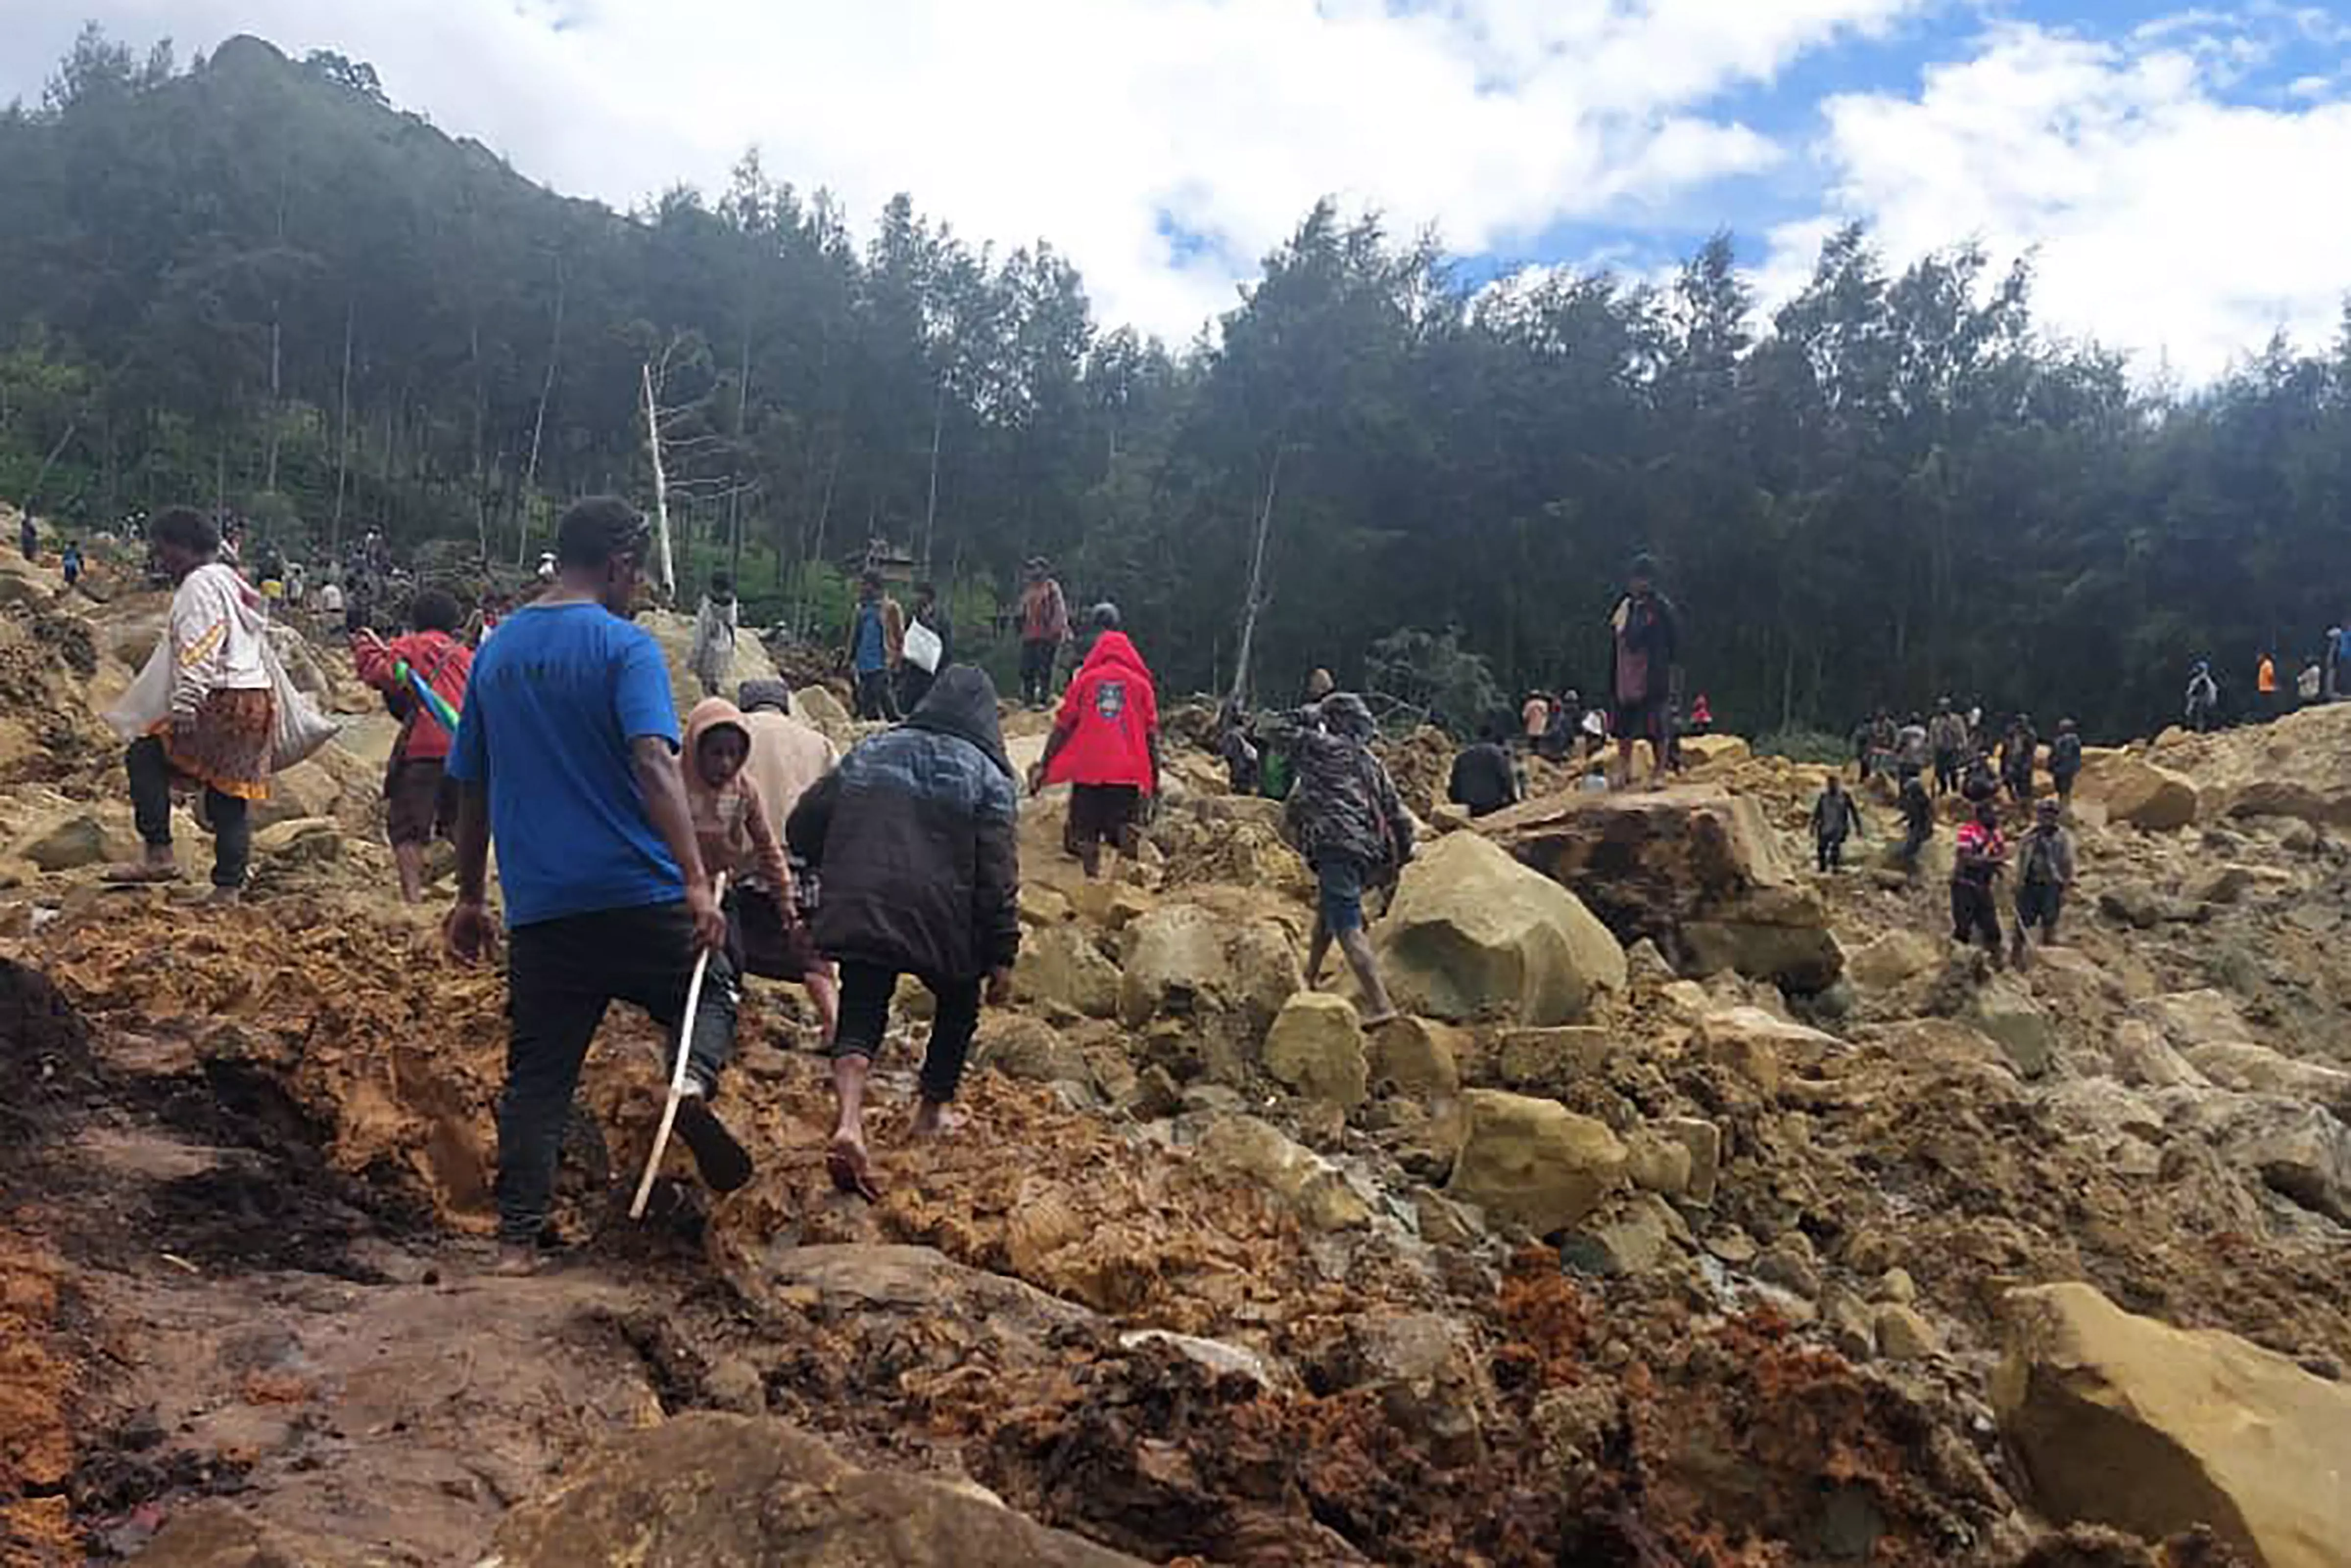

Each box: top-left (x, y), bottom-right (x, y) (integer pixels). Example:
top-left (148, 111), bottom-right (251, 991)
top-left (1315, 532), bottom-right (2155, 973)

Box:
top-left (831, 959), bottom-right (981, 1105)
top-left (1815, 833), bottom-right (1846, 873)
top-left (127, 736), bottom-right (250, 889)
top-left (854, 668), bottom-right (900, 721)
top-left (498, 902), bottom-right (738, 1244)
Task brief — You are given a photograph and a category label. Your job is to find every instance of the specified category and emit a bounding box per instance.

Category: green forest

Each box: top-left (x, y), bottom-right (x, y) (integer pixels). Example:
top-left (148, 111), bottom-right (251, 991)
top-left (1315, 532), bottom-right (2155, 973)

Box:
top-left (5, 25), bottom-right (2348, 738)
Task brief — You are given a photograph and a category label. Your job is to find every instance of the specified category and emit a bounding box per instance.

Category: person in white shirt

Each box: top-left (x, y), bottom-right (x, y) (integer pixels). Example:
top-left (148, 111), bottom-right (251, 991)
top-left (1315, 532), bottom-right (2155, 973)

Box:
top-left (104, 508), bottom-right (276, 897)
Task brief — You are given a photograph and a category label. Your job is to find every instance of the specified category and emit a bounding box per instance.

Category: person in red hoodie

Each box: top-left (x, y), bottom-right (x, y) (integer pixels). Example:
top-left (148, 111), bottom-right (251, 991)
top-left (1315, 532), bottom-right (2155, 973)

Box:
top-left (354, 587), bottom-right (475, 903)
top-left (1030, 603), bottom-right (1160, 880)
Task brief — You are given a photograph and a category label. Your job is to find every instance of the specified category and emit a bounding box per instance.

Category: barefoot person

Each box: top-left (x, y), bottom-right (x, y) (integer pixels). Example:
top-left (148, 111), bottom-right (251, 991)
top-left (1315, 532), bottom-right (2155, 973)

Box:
top-left (682, 695), bottom-right (838, 1047)
top-left (443, 497), bottom-right (749, 1274)
top-left (735, 678), bottom-right (841, 1044)
top-left (104, 507), bottom-right (274, 899)
top-left (353, 587), bottom-right (473, 903)
top-left (787, 665), bottom-right (1021, 1200)
top-left (1032, 603), bottom-right (1161, 881)
top-left (1287, 692), bottom-right (1412, 1025)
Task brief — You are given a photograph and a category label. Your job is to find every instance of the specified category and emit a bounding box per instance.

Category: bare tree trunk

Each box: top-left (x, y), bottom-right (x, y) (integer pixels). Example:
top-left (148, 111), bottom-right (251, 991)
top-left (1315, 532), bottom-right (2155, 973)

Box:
top-left (517, 256), bottom-right (566, 567)
top-left (264, 314), bottom-right (283, 493)
top-left (642, 361), bottom-right (676, 599)
top-left (728, 316), bottom-right (752, 584)
top-left (1226, 444), bottom-right (1286, 711)
top-left (19, 419), bottom-right (80, 527)
top-left (331, 302), bottom-right (354, 558)
top-left (796, 444), bottom-right (840, 638)
top-left (921, 378), bottom-right (944, 568)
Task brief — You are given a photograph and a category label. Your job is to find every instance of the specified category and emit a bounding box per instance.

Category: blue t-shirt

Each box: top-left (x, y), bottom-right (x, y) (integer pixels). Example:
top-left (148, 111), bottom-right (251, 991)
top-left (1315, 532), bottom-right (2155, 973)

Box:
top-left (446, 600), bottom-right (684, 927)
top-left (852, 601), bottom-right (887, 674)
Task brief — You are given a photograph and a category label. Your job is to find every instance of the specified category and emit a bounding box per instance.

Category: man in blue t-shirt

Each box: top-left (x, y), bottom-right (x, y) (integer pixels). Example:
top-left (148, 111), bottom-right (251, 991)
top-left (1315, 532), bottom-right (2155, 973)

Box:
top-left (845, 570), bottom-right (904, 721)
top-left (445, 496), bottom-right (751, 1274)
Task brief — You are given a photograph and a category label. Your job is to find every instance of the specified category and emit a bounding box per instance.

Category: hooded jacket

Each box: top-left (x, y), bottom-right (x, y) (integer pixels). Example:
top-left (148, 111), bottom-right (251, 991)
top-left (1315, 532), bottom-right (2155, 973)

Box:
top-left (682, 698), bottom-right (793, 894)
top-left (786, 666), bottom-right (1021, 980)
top-left (1042, 630), bottom-right (1160, 792)
top-left (1286, 694), bottom-right (1415, 872)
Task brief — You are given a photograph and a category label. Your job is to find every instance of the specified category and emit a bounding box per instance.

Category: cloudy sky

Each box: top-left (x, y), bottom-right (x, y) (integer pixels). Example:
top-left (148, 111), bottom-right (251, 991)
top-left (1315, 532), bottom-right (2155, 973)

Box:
top-left (7, 0), bottom-right (2351, 380)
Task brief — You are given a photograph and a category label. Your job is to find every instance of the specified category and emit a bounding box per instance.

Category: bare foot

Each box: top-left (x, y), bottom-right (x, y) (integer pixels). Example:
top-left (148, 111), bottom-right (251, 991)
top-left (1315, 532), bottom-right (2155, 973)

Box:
top-left (909, 1102), bottom-right (961, 1139)
top-left (102, 856), bottom-right (181, 885)
top-left (827, 1131), bottom-right (881, 1201)
top-left (488, 1242), bottom-right (541, 1278)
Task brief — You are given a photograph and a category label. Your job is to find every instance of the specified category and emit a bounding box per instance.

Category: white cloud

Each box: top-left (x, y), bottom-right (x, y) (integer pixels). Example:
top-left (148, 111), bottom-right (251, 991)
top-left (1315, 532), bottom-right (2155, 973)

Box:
top-left (1767, 17), bottom-right (2351, 380)
top-left (0, 0), bottom-right (1919, 342)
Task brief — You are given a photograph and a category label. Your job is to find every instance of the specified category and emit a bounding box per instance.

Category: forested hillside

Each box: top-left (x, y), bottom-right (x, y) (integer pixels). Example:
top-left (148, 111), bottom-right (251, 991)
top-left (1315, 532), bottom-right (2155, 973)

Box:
top-left (4, 25), bottom-right (2348, 736)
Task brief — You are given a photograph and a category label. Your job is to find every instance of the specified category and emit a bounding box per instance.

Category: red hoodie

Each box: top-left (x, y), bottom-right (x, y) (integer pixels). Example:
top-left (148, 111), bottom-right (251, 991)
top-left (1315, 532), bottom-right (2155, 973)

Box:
top-left (1043, 631), bottom-right (1159, 792)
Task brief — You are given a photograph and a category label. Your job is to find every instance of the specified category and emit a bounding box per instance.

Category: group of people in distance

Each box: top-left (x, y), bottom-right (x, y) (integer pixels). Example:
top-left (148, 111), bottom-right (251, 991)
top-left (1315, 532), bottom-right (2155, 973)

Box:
top-left (1818, 698), bottom-right (2080, 970)
top-left (2196, 637), bottom-right (2351, 733)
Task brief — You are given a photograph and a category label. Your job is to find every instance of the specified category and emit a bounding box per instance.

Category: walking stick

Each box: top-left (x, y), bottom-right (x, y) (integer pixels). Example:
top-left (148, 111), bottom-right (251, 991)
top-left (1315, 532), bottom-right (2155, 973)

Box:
top-left (630, 873), bottom-right (727, 1220)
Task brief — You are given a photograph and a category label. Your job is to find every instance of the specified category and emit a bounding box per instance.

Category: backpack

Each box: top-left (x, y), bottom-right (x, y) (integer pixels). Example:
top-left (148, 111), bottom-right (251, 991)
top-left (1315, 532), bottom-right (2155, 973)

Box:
top-left (2051, 734), bottom-right (2083, 774)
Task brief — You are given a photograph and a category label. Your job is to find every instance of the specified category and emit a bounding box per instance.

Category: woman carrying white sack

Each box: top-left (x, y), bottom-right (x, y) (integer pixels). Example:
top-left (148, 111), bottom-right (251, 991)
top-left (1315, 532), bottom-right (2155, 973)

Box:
top-left (104, 506), bottom-right (278, 900)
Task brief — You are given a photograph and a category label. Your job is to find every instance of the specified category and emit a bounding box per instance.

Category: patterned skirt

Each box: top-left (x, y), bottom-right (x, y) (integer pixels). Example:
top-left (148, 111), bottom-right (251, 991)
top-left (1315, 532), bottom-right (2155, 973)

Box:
top-left (155, 687), bottom-right (275, 801)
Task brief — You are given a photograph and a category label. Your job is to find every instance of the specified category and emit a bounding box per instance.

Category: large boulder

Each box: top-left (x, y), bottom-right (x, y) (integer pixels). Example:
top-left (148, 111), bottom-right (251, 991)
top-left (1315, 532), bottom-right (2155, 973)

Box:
top-left (640, 606), bottom-right (782, 724)
top-left (1262, 992), bottom-right (1369, 1109)
top-left (12, 809), bottom-right (133, 873)
top-left (2148, 989), bottom-right (2255, 1051)
top-left (1485, 785), bottom-right (1842, 991)
top-left (1119, 903), bottom-right (1236, 1027)
top-left (2074, 752), bottom-right (2200, 831)
top-left (1194, 1115), bottom-right (1372, 1232)
top-left (1116, 901), bottom-right (1303, 1083)
top-left (791, 684), bottom-right (859, 749)
top-left (1376, 833), bottom-right (1624, 1025)
top-left (1965, 974), bottom-right (2059, 1078)
top-left (2167, 1092), bottom-right (2351, 1222)
top-left (1015, 924), bottom-right (1122, 1019)
top-left (2186, 1042), bottom-right (2351, 1117)
top-left (488, 1411), bottom-right (1146, 1566)
top-left (1445, 1089), bottom-right (1627, 1234)
top-left (1993, 1282), bottom-right (2351, 1568)
top-left (1694, 1006), bottom-right (1845, 1094)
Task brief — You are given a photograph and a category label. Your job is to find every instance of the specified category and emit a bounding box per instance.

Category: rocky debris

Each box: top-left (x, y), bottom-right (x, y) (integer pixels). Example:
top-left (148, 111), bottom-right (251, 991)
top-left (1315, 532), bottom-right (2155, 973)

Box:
top-left (2105, 1019), bottom-right (2207, 1090)
top-left (1491, 1023), bottom-right (1615, 1097)
top-left (1966, 974), bottom-right (2060, 1078)
top-left (640, 606), bottom-right (784, 726)
top-left (1679, 733), bottom-right (1750, 768)
top-left (1847, 928), bottom-right (1941, 992)
top-left (2168, 1093), bottom-right (2351, 1223)
top-left (1321, 1309), bottom-right (1492, 1467)
top-left (487, 1411), bottom-right (1148, 1566)
top-left (1014, 923), bottom-right (1122, 1019)
top-left (1562, 1190), bottom-right (1686, 1276)
top-left (1376, 832), bottom-right (1625, 1024)
top-left (2100, 879), bottom-right (2209, 929)
top-left (1262, 991), bottom-right (1369, 1108)
top-left (13, 807), bottom-right (136, 872)
top-left (1191, 1116), bottom-right (1372, 1232)
top-left (2150, 989), bottom-right (2255, 1050)
top-left (2076, 751), bottom-right (2202, 831)
top-left (1445, 1089), bottom-right (1626, 1235)
top-left (1371, 725), bottom-right (1456, 820)
top-left (1873, 1303), bottom-right (1942, 1361)
top-left (1695, 1004), bottom-right (1846, 1093)
top-left (1995, 1282), bottom-right (2351, 1567)
top-left (2185, 1042), bottom-right (2351, 1117)
top-left (1488, 784), bottom-right (1845, 991)
top-left (1116, 898), bottom-right (1301, 1080)
top-left (122, 1503), bottom-right (376, 1567)
top-left (972, 1013), bottom-right (1096, 1093)
top-left (792, 683), bottom-right (859, 749)
top-left (1365, 1016), bottom-right (1463, 1103)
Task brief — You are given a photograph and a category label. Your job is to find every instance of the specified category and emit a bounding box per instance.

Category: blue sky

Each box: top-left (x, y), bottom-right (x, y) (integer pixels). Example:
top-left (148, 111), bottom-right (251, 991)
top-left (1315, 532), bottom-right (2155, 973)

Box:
top-left (7, 0), bottom-right (2351, 379)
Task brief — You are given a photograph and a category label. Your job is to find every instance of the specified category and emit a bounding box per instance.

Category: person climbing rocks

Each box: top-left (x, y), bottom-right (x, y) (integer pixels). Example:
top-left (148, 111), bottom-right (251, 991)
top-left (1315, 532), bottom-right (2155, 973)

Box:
top-left (60, 541), bottom-right (82, 590)
top-left (2184, 661), bottom-right (2220, 733)
top-left (1929, 698), bottom-right (1968, 796)
top-left (103, 507), bottom-right (276, 899)
top-left (736, 678), bottom-right (841, 1045)
top-left (353, 587), bottom-right (475, 904)
top-left (2048, 718), bottom-right (2085, 808)
top-left (689, 571), bottom-right (738, 699)
top-left (1690, 692), bottom-right (1712, 734)
top-left (1606, 553), bottom-right (1679, 790)
top-left (1017, 557), bottom-right (1070, 709)
top-left (1286, 691), bottom-right (1414, 1026)
top-left (1896, 713), bottom-right (1931, 781)
top-left (443, 497), bottom-right (750, 1275)
top-left (1217, 701), bottom-right (1262, 795)
top-left (2256, 650), bottom-right (2278, 721)
top-left (787, 665), bottom-right (1021, 1203)
top-left (2010, 798), bottom-right (2077, 968)
top-left (1810, 774), bottom-right (1864, 874)
top-left (2001, 715), bottom-right (2039, 806)
top-left (1951, 800), bottom-right (2010, 964)
top-left (1897, 766), bottom-right (1935, 877)
top-left (1033, 603), bottom-right (1161, 881)
top-left (18, 512), bottom-right (35, 560)
top-left (898, 580), bottom-right (952, 714)
top-left (845, 570), bottom-right (905, 721)
top-left (1448, 721), bottom-right (1521, 819)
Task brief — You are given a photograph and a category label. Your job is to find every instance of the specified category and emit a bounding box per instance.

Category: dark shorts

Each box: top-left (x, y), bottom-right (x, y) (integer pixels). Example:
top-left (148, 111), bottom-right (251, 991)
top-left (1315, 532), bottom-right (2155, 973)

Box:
top-left (1068, 784), bottom-right (1141, 849)
top-left (1612, 695), bottom-right (1666, 745)
top-left (728, 884), bottom-right (826, 982)
top-left (2016, 880), bottom-right (2064, 930)
top-left (1315, 853), bottom-right (1370, 934)
top-left (385, 757), bottom-right (456, 847)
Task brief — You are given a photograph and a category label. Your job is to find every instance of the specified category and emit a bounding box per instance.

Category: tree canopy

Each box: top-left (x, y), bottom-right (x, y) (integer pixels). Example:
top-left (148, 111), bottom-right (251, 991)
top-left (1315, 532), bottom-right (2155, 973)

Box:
top-left (5, 25), bottom-right (2348, 738)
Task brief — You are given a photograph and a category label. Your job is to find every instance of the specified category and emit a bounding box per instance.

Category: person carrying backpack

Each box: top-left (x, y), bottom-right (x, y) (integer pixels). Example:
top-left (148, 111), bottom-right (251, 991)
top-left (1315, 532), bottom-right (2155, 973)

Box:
top-left (2184, 661), bottom-right (2220, 733)
top-left (1286, 692), bottom-right (1413, 1025)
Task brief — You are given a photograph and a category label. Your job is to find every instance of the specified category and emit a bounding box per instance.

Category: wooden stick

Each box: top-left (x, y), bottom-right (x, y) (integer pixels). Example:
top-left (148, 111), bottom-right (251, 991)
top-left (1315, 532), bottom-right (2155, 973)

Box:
top-left (628, 873), bottom-right (727, 1219)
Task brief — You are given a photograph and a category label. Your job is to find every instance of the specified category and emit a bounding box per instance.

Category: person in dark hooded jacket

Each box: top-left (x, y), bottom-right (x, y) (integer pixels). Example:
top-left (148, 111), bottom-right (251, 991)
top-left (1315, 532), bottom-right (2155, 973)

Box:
top-left (787, 665), bottom-right (1021, 1201)
top-left (1285, 692), bottom-right (1413, 1024)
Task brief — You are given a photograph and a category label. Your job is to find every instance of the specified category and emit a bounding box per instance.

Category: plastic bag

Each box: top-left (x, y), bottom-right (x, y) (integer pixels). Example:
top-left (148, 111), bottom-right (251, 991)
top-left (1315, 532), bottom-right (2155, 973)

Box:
top-left (264, 636), bottom-right (339, 770)
top-left (902, 617), bottom-right (943, 674)
top-left (104, 640), bottom-right (173, 741)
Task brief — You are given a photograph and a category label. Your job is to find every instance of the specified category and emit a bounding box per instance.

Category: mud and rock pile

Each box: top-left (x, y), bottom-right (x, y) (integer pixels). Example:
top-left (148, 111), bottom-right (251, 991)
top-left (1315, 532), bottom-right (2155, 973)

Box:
top-left (7, 573), bottom-right (2351, 1566)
